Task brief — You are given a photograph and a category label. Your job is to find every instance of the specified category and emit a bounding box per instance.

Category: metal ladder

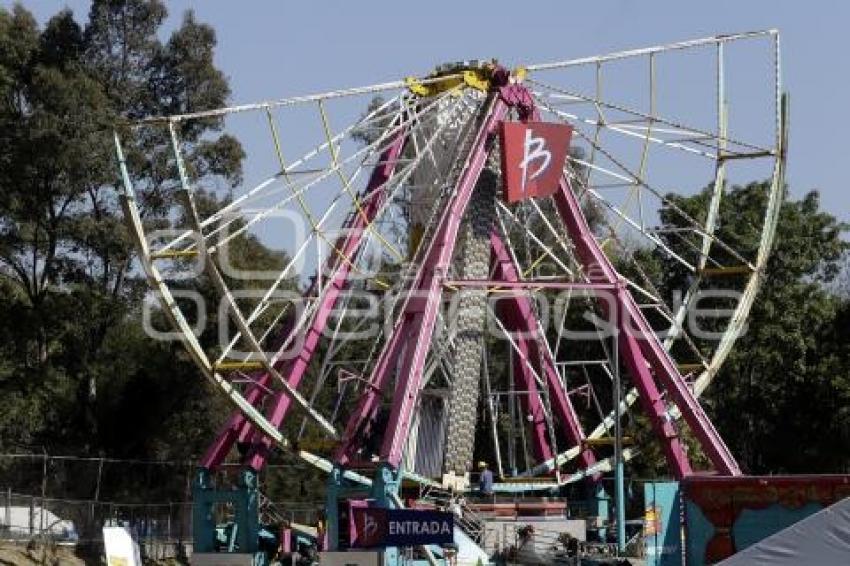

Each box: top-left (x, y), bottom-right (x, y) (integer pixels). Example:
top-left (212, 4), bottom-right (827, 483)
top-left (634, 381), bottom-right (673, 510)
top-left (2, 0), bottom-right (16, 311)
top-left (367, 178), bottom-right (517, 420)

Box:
top-left (419, 485), bottom-right (486, 544)
top-left (258, 490), bottom-right (289, 527)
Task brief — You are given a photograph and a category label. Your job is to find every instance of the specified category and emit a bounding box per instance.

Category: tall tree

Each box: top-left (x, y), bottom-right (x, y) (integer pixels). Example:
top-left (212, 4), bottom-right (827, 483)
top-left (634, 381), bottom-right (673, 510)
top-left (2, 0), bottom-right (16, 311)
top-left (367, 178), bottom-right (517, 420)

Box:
top-left (660, 184), bottom-right (849, 473)
top-left (0, 1), bottom-right (243, 457)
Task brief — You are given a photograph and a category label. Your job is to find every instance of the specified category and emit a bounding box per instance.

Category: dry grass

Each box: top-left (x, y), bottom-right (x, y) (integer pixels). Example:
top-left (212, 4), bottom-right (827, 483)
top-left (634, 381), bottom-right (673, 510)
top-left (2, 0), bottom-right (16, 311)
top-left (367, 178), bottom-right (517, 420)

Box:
top-left (0, 541), bottom-right (86, 565)
top-left (0, 541), bottom-right (187, 565)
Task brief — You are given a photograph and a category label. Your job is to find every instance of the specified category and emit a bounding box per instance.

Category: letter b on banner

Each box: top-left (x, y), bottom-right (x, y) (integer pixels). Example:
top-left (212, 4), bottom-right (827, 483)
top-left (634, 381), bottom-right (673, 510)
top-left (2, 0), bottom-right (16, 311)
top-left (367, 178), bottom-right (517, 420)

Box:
top-left (500, 121), bottom-right (572, 203)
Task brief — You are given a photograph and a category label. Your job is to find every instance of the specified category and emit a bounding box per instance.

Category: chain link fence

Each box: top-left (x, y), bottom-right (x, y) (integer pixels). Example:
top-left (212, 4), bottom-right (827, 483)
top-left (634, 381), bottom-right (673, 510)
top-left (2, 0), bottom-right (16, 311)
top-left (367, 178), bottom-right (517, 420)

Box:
top-left (0, 453), bottom-right (325, 561)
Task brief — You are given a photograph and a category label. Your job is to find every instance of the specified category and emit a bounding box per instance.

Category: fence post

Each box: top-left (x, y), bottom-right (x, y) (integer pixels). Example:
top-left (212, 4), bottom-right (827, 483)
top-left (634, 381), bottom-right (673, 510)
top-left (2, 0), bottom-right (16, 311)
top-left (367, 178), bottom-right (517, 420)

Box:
top-left (94, 458), bottom-right (104, 499)
top-left (184, 464), bottom-right (192, 549)
top-left (177, 503), bottom-right (183, 544)
top-left (40, 453), bottom-right (47, 535)
top-left (29, 496), bottom-right (34, 536)
top-left (4, 487), bottom-right (9, 531)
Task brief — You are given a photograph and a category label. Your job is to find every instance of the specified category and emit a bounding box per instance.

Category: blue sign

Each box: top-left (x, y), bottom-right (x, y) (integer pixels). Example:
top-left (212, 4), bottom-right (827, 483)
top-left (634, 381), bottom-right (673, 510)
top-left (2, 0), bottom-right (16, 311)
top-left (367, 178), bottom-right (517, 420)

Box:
top-left (385, 509), bottom-right (454, 546)
top-left (352, 508), bottom-right (454, 548)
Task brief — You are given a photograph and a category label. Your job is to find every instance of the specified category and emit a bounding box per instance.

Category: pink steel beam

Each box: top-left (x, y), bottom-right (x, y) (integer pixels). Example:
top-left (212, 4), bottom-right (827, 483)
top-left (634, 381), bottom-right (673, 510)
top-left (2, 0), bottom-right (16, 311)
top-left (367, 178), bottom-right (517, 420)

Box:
top-left (547, 176), bottom-right (691, 477)
top-left (203, 310), bottom-right (304, 467)
top-left (614, 292), bottom-right (693, 476)
top-left (512, 82), bottom-right (727, 476)
top-left (379, 96), bottom-right (510, 465)
top-left (202, 310), bottom-right (300, 468)
top-left (491, 232), bottom-right (597, 471)
top-left (244, 128), bottom-right (409, 471)
top-left (549, 166), bottom-right (740, 477)
top-left (200, 372), bottom-right (273, 468)
top-left (633, 305), bottom-right (741, 475)
top-left (333, 313), bottom-right (407, 465)
top-left (498, 297), bottom-right (554, 464)
top-left (445, 279), bottom-right (617, 291)
top-left (334, 94), bottom-right (510, 467)
top-left (200, 126), bottom-right (408, 471)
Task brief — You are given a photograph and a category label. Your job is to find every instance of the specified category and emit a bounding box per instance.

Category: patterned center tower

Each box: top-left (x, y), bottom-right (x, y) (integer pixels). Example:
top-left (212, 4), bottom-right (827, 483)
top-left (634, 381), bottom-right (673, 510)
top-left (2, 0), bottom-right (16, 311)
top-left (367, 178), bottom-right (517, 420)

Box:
top-left (442, 145), bottom-right (500, 476)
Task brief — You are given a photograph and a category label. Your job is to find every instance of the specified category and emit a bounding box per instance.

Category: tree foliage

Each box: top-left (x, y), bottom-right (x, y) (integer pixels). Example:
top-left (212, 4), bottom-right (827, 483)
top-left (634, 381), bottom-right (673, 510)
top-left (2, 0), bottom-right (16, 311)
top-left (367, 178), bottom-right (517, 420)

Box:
top-left (0, 2), bottom-right (847, 492)
top-left (0, 1), bottom-right (246, 461)
top-left (659, 183), bottom-right (850, 474)
top-left (703, 188), bottom-right (849, 473)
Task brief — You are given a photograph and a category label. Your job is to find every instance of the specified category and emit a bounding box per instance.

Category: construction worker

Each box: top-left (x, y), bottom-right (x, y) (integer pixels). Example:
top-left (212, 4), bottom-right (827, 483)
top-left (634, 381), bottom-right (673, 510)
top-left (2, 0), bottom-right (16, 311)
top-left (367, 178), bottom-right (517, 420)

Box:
top-left (477, 461), bottom-right (494, 499)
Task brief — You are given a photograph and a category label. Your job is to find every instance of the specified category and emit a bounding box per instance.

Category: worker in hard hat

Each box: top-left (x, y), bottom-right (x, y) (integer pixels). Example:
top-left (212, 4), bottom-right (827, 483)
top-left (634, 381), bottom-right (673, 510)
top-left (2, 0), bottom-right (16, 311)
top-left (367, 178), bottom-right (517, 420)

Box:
top-left (477, 461), bottom-right (494, 499)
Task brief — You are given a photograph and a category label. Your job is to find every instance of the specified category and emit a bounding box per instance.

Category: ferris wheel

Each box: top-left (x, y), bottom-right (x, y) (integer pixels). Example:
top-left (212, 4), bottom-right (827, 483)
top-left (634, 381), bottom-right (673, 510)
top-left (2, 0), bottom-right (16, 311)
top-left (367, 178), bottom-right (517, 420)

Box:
top-left (115, 30), bottom-right (786, 496)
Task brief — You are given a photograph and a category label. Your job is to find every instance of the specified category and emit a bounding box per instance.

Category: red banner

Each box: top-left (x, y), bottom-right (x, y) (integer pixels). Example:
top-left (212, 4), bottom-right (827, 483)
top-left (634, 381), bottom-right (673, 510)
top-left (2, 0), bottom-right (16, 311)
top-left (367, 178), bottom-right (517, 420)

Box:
top-left (500, 121), bottom-right (572, 203)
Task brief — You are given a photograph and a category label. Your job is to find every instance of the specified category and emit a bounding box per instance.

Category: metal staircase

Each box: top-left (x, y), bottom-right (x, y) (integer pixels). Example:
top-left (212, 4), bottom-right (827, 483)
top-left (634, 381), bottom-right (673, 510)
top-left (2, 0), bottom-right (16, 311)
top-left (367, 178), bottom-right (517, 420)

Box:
top-left (419, 485), bottom-right (486, 544)
top-left (258, 491), bottom-right (289, 527)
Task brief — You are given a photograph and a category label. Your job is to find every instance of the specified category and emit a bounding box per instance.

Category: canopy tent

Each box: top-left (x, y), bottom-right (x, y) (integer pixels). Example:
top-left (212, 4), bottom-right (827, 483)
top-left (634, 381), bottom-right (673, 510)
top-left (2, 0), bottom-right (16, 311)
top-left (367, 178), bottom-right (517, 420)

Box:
top-left (719, 497), bottom-right (850, 566)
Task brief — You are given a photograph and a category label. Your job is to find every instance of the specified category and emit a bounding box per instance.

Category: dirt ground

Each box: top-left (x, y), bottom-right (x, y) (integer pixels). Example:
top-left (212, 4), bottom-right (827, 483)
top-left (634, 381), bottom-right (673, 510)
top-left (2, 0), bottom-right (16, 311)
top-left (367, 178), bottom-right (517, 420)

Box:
top-left (0, 541), bottom-right (185, 566)
top-left (0, 542), bottom-right (86, 565)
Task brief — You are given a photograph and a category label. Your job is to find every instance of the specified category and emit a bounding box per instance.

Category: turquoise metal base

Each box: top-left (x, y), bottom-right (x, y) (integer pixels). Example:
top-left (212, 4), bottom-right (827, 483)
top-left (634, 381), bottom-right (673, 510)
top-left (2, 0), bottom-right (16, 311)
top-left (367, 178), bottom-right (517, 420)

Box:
top-left (591, 484), bottom-right (610, 542)
top-left (192, 467), bottom-right (270, 566)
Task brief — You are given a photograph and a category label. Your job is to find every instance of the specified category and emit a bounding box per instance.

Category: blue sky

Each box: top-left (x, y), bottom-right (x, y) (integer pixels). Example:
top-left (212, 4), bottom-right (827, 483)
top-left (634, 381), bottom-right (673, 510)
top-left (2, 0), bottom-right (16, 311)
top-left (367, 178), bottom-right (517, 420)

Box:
top-left (15, 0), bottom-right (850, 223)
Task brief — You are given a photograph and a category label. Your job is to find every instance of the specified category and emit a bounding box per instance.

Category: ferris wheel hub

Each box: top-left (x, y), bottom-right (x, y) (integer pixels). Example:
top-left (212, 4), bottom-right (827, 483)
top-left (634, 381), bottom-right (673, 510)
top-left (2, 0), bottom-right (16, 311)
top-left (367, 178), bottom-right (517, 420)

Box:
top-left (404, 60), bottom-right (525, 98)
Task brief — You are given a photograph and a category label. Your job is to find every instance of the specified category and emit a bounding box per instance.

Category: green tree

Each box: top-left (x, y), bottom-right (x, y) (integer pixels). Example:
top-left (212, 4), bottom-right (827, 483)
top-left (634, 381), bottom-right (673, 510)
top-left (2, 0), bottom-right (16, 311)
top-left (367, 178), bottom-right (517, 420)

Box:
top-left (0, 1), bottom-right (244, 460)
top-left (661, 184), bottom-right (849, 474)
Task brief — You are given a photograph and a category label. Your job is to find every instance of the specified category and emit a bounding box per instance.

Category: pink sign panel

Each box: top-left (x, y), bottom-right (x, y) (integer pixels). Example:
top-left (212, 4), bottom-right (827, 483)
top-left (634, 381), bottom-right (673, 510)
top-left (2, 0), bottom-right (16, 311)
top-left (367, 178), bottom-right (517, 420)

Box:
top-left (500, 121), bottom-right (572, 203)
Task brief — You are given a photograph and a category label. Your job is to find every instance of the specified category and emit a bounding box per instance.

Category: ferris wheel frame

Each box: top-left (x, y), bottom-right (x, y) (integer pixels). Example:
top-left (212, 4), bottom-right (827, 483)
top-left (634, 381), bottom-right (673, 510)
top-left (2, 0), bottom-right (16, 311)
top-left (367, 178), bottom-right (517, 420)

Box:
top-left (114, 30), bottom-right (786, 493)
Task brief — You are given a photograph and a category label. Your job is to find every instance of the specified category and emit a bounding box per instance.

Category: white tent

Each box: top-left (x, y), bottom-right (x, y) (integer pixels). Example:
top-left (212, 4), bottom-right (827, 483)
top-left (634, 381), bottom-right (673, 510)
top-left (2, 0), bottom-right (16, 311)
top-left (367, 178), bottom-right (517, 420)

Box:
top-left (719, 497), bottom-right (850, 566)
top-left (1, 506), bottom-right (77, 540)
